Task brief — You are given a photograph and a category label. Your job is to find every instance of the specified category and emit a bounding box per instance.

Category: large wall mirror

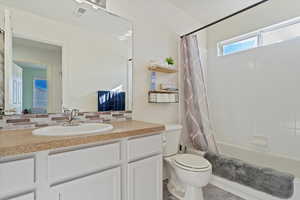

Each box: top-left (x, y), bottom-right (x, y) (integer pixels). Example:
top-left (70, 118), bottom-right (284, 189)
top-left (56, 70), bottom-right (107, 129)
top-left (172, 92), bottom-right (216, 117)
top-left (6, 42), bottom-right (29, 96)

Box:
top-left (0, 30), bottom-right (4, 109)
top-left (0, 0), bottom-right (133, 114)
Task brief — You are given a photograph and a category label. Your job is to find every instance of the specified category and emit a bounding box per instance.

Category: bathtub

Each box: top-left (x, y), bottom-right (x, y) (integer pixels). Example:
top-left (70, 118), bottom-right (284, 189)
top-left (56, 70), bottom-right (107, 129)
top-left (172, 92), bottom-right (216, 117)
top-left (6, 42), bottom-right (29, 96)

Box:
top-left (191, 142), bottom-right (300, 200)
top-left (216, 142), bottom-right (300, 178)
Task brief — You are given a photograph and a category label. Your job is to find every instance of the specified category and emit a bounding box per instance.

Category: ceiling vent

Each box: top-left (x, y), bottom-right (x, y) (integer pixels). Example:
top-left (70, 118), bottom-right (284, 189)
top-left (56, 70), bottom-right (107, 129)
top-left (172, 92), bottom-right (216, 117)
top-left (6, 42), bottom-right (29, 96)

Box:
top-left (74, 7), bottom-right (87, 17)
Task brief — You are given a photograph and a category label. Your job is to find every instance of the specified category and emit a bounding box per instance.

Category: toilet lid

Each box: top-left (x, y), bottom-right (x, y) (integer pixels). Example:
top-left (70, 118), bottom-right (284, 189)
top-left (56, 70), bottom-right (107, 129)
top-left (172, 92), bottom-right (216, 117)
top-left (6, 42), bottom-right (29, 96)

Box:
top-left (174, 154), bottom-right (211, 171)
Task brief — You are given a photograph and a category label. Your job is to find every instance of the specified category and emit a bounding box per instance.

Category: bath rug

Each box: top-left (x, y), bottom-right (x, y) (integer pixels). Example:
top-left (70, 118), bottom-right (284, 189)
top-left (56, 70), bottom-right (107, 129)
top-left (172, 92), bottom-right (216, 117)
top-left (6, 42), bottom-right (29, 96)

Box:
top-left (204, 152), bottom-right (294, 199)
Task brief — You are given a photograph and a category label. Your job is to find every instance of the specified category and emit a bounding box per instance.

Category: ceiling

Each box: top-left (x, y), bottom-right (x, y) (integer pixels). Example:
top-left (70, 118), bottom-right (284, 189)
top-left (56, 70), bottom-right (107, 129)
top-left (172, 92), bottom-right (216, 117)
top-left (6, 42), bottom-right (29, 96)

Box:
top-left (0, 0), bottom-right (132, 37)
top-left (13, 37), bottom-right (60, 69)
top-left (167, 0), bottom-right (263, 25)
top-left (13, 37), bottom-right (62, 52)
top-left (15, 61), bottom-right (47, 70)
top-left (0, 0), bottom-right (266, 36)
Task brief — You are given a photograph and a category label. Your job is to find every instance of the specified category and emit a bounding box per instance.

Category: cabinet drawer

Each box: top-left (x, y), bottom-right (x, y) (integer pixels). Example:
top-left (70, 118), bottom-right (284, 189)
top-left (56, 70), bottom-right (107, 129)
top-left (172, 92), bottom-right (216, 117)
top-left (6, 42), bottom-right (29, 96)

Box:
top-left (49, 142), bottom-right (121, 183)
top-left (128, 134), bottom-right (162, 161)
top-left (0, 158), bottom-right (35, 195)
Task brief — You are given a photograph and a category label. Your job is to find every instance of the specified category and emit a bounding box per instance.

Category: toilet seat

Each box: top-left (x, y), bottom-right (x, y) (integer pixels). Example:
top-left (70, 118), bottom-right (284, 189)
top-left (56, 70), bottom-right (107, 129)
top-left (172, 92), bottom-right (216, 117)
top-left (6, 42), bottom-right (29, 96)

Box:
top-left (174, 154), bottom-right (211, 172)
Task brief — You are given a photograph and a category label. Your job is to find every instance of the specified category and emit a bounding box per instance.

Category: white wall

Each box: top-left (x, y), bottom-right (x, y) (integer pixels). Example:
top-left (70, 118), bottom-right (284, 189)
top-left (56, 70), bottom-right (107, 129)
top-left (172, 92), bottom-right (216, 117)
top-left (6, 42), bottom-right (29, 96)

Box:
top-left (107, 0), bottom-right (199, 124)
top-left (206, 0), bottom-right (300, 175)
top-left (0, 5), bottom-right (129, 112)
top-left (166, 0), bottom-right (262, 25)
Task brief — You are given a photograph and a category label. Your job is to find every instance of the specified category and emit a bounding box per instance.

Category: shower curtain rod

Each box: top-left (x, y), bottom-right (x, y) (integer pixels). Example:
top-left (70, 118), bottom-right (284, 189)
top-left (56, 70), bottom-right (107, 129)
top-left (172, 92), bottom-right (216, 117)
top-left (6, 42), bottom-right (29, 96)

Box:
top-left (181, 0), bottom-right (269, 38)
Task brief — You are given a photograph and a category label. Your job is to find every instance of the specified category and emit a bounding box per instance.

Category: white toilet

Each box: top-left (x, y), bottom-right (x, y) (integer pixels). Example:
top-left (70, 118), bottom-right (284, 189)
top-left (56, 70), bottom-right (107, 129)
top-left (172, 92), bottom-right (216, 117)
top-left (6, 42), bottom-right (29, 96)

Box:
top-left (163, 124), bottom-right (212, 200)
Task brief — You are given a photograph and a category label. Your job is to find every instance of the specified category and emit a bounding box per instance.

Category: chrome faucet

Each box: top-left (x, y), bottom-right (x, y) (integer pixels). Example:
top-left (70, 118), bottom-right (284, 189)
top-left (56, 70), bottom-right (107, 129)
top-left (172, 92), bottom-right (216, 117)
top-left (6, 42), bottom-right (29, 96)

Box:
top-left (63, 108), bottom-right (80, 126)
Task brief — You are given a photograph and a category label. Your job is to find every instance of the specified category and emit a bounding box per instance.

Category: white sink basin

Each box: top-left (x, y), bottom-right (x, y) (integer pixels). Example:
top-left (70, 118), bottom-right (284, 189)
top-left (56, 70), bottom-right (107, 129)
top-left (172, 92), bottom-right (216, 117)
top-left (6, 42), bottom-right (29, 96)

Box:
top-left (32, 123), bottom-right (113, 136)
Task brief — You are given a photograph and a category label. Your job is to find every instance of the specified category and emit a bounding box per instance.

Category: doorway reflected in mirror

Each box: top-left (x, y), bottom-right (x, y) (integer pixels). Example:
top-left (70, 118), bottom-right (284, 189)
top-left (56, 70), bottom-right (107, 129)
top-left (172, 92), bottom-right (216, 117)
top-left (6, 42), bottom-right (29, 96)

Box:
top-left (12, 37), bottom-right (62, 114)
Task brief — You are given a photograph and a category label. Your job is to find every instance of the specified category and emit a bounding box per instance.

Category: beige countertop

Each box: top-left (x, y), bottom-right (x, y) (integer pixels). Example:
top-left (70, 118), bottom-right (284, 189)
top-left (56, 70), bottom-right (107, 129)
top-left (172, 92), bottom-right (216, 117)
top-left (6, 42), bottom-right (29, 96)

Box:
top-left (0, 120), bottom-right (165, 157)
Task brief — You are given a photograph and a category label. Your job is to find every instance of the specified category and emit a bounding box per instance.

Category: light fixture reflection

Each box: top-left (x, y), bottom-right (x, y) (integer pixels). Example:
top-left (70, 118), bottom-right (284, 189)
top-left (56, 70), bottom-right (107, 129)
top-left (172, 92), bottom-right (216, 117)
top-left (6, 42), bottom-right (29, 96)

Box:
top-left (74, 0), bottom-right (106, 10)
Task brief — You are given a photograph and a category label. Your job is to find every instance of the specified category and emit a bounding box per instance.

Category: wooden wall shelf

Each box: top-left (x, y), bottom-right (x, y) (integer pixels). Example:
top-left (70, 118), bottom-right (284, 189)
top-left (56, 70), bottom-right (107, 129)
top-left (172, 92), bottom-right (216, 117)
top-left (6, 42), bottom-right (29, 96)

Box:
top-left (148, 66), bottom-right (177, 73)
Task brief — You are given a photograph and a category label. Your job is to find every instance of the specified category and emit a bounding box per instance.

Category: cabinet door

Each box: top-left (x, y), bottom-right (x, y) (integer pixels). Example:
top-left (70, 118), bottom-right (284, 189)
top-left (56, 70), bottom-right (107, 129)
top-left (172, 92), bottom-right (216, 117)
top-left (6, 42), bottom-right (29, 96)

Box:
top-left (128, 155), bottom-right (162, 200)
top-left (52, 167), bottom-right (121, 200)
top-left (0, 158), bottom-right (35, 195)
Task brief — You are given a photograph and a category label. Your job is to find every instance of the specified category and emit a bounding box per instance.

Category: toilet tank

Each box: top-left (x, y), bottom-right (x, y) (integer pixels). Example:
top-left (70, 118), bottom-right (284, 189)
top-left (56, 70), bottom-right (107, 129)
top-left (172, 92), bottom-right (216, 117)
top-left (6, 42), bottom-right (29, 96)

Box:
top-left (163, 124), bottom-right (183, 157)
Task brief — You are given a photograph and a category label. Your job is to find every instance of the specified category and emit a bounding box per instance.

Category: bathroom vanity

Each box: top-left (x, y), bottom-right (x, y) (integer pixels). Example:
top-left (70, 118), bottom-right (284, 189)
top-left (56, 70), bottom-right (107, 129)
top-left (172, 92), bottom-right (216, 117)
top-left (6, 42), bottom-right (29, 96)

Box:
top-left (0, 2), bottom-right (165, 200)
top-left (0, 120), bottom-right (165, 200)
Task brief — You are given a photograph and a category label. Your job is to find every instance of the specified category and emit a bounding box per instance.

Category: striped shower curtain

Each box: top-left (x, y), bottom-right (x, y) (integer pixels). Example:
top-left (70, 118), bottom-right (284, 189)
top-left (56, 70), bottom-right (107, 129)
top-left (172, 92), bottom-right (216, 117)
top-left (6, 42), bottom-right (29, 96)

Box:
top-left (181, 35), bottom-right (218, 153)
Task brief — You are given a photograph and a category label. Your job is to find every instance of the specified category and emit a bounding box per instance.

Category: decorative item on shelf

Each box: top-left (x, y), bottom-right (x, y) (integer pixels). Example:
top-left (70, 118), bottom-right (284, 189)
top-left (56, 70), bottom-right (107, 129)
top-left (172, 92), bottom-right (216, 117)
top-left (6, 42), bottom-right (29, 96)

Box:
top-left (165, 57), bottom-right (175, 65)
top-left (148, 91), bottom-right (179, 103)
top-left (165, 57), bottom-right (175, 70)
top-left (160, 83), bottom-right (178, 91)
top-left (150, 71), bottom-right (157, 91)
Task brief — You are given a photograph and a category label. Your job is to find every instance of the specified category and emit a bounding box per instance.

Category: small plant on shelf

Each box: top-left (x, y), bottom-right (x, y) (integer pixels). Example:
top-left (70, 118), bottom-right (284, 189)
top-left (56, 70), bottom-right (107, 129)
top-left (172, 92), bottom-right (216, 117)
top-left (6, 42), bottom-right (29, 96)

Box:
top-left (165, 57), bottom-right (175, 65)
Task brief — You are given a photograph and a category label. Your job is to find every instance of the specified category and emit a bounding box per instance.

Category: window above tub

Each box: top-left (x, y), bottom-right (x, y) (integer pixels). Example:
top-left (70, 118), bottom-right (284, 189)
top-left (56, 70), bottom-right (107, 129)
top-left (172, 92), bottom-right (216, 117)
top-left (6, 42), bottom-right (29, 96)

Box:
top-left (218, 16), bottom-right (300, 56)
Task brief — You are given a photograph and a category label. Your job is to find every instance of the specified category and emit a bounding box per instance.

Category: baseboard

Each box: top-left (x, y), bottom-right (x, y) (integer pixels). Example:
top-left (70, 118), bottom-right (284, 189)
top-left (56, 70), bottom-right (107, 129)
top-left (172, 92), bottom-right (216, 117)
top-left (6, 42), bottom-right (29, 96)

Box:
top-left (210, 175), bottom-right (298, 200)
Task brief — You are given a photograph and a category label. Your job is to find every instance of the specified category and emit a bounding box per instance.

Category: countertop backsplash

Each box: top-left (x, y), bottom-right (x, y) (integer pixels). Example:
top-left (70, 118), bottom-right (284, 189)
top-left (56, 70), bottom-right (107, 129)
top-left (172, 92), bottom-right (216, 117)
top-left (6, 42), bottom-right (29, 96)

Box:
top-left (0, 111), bottom-right (132, 130)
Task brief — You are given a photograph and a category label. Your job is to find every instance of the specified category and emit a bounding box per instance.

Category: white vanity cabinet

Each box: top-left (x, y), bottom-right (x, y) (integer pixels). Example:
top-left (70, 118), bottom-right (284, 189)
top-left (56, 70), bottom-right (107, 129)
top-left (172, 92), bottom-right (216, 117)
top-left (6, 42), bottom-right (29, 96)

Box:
top-left (0, 133), bottom-right (163, 200)
top-left (128, 155), bottom-right (163, 200)
top-left (52, 167), bottom-right (121, 200)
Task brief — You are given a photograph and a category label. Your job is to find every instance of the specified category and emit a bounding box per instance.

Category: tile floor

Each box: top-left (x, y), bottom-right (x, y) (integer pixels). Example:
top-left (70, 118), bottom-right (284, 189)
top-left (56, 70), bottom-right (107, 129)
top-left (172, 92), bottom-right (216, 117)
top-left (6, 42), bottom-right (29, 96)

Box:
top-left (164, 183), bottom-right (245, 200)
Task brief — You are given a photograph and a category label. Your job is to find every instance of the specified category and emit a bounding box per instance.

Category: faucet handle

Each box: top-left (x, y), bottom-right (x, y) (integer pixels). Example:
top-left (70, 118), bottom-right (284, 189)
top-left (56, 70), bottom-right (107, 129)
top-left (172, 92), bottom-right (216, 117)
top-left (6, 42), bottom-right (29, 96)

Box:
top-left (63, 107), bottom-right (71, 113)
top-left (72, 109), bottom-right (79, 117)
top-left (0, 107), bottom-right (4, 115)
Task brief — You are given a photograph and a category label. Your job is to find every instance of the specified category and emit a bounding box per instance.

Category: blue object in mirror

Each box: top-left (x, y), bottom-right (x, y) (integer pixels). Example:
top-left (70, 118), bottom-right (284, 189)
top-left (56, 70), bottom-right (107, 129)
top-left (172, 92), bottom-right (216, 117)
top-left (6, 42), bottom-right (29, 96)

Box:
top-left (98, 91), bottom-right (125, 111)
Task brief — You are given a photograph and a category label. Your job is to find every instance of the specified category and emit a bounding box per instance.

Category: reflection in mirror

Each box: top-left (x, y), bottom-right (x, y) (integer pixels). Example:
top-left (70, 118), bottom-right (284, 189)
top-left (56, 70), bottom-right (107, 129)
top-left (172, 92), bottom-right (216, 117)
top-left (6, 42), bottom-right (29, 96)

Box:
top-left (0, 0), bottom-right (133, 114)
top-left (0, 30), bottom-right (3, 110)
top-left (12, 37), bottom-right (62, 114)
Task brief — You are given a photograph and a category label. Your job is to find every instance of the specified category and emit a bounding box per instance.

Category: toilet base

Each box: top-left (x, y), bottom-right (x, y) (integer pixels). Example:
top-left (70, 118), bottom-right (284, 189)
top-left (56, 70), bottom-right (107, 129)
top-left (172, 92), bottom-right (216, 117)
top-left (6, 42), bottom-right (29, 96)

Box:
top-left (167, 181), bottom-right (204, 200)
top-left (184, 186), bottom-right (204, 200)
top-left (167, 181), bottom-right (185, 200)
